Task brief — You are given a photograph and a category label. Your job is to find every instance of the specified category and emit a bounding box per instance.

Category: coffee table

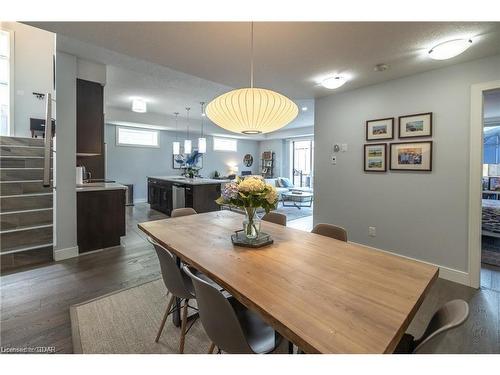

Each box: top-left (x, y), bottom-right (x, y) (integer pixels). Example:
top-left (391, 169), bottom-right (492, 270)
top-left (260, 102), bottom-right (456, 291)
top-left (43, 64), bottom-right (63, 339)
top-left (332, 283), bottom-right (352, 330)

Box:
top-left (282, 191), bottom-right (313, 209)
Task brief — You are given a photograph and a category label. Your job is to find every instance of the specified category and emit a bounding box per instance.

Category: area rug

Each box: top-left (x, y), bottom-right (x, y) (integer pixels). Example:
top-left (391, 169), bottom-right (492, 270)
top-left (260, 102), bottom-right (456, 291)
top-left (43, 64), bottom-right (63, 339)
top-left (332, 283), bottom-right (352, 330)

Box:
top-left (224, 204), bottom-right (313, 222)
top-left (70, 279), bottom-right (287, 354)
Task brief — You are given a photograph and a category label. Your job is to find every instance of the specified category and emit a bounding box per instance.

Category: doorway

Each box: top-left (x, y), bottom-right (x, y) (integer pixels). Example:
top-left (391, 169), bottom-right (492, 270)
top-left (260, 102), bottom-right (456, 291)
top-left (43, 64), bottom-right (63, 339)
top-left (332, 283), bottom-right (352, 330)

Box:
top-left (480, 89), bottom-right (500, 288)
top-left (469, 81), bottom-right (500, 289)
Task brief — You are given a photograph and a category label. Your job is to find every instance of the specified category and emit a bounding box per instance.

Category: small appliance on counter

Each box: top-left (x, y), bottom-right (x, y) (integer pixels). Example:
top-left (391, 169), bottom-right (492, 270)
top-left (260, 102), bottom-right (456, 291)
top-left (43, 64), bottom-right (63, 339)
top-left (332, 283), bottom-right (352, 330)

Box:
top-left (76, 165), bottom-right (91, 184)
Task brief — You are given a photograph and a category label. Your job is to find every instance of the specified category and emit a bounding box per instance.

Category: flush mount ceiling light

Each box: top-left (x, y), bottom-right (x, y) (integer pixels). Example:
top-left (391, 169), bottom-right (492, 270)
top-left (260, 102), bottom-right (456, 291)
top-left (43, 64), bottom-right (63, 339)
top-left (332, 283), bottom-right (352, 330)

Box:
top-left (131, 98), bottom-right (147, 113)
top-left (321, 76), bottom-right (347, 89)
top-left (428, 39), bottom-right (472, 60)
top-left (206, 23), bottom-right (298, 135)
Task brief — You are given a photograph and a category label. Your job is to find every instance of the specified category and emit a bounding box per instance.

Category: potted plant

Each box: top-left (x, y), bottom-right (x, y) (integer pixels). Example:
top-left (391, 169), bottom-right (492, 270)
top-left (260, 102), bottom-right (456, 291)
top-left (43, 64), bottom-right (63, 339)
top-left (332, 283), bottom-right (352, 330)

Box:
top-left (216, 176), bottom-right (278, 239)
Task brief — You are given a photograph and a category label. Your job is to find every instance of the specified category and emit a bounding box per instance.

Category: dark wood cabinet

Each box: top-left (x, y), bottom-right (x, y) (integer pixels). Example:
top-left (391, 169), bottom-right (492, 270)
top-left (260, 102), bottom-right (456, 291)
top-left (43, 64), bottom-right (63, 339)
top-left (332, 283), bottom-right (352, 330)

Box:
top-left (77, 189), bottom-right (126, 253)
top-left (76, 78), bottom-right (105, 180)
top-left (147, 178), bottom-right (221, 216)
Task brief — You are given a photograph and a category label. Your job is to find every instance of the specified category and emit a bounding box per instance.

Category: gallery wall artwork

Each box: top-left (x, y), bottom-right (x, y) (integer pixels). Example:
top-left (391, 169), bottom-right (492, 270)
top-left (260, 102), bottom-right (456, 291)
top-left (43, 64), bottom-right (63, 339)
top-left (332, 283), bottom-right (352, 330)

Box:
top-left (398, 112), bottom-right (432, 138)
top-left (389, 141), bottom-right (433, 171)
top-left (366, 117), bottom-right (394, 141)
top-left (364, 112), bottom-right (433, 173)
top-left (364, 144), bottom-right (387, 172)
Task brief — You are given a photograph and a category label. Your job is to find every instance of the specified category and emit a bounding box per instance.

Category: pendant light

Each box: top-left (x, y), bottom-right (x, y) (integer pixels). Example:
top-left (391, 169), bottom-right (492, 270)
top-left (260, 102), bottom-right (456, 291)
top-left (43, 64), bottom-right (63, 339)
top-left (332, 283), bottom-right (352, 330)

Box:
top-left (172, 112), bottom-right (180, 155)
top-left (198, 102), bottom-right (207, 153)
top-left (184, 107), bottom-right (192, 154)
top-left (206, 22), bottom-right (298, 135)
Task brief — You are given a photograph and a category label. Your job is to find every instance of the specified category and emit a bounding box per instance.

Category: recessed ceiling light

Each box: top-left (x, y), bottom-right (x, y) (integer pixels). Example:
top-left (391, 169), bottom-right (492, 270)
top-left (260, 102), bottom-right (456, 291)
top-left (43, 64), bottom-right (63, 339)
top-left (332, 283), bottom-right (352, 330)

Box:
top-left (132, 98), bottom-right (147, 113)
top-left (321, 76), bottom-right (347, 90)
top-left (301, 106), bottom-right (308, 111)
top-left (428, 39), bottom-right (472, 60)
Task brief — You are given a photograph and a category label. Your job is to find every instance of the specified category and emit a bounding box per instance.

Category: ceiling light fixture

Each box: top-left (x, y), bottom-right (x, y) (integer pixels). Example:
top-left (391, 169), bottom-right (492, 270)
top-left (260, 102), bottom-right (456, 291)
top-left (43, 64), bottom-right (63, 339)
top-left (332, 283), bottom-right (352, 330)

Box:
top-left (172, 112), bottom-right (180, 155)
top-left (206, 22), bottom-right (298, 135)
top-left (184, 107), bottom-right (192, 154)
top-left (428, 39), bottom-right (472, 60)
top-left (321, 76), bottom-right (347, 90)
top-left (132, 98), bottom-right (147, 113)
top-left (198, 102), bottom-right (207, 154)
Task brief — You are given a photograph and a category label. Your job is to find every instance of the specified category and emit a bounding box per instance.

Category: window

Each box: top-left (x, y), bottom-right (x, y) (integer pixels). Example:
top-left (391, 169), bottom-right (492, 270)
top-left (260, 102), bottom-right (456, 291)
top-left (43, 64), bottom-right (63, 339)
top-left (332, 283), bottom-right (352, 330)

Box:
top-left (0, 29), bottom-right (11, 136)
top-left (290, 139), bottom-right (314, 188)
top-left (213, 137), bottom-right (237, 152)
top-left (116, 127), bottom-right (159, 148)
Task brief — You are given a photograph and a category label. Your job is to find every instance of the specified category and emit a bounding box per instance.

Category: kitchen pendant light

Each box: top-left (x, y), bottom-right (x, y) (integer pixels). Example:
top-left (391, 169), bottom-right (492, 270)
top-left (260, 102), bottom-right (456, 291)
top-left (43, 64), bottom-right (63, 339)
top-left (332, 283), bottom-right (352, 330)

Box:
top-left (172, 112), bottom-right (180, 155)
top-left (206, 22), bottom-right (298, 135)
top-left (184, 107), bottom-right (192, 154)
top-left (198, 102), bottom-right (207, 153)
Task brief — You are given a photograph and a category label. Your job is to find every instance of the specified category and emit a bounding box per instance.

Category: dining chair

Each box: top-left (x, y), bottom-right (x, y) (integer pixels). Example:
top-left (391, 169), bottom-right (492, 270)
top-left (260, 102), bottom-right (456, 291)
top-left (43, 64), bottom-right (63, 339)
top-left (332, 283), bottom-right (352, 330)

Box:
top-left (183, 264), bottom-right (283, 354)
top-left (394, 299), bottom-right (469, 354)
top-left (262, 212), bottom-right (287, 226)
top-left (311, 223), bottom-right (348, 242)
top-left (171, 207), bottom-right (197, 218)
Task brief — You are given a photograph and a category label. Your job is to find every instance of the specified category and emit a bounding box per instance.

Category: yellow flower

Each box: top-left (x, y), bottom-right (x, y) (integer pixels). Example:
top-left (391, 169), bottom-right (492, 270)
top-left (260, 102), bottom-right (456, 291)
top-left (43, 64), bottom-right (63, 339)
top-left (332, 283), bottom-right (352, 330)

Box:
top-left (239, 176), bottom-right (265, 193)
top-left (265, 185), bottom-right (278, 204)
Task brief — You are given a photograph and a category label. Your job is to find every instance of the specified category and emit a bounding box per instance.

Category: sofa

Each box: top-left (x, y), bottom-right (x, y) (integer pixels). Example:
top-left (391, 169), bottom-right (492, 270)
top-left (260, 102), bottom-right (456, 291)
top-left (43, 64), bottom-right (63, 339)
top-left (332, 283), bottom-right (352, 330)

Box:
top-left (264, 177), bottom-right (313, 196)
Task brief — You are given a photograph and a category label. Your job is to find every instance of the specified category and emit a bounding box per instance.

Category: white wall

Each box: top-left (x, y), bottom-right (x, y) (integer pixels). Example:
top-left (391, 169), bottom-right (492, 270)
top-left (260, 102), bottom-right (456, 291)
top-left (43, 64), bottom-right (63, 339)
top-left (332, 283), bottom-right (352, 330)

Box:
top-left (1, 22), bottom-right (55, 137)
top-left (259, 139), bottom-right (287, 178)
top-left (105, 124), bottom-right (260, 202)
top-left (315, 54), bottom-right (500, 276)
top-left (53, 51), bottom-right (78, 260)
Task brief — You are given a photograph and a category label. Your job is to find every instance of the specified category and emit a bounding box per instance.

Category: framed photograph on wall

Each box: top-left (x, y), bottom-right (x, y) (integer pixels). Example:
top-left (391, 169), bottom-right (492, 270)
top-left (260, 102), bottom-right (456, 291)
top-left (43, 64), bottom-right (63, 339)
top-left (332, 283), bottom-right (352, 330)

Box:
top-left (366, 117), bottom-right (394, 141)
top-left (398, 112), bottom-right (432, 138)
top-left (390, 141), bottom-right (433, 171)
top-left (364, 143), bottom-right (387, 172)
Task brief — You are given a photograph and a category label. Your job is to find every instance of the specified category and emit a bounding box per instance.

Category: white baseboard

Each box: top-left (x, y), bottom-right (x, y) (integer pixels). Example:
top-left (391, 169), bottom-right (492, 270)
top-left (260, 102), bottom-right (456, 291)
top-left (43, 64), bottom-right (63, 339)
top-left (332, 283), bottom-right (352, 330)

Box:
top-left (53, 246), bottom-right (79, 261)
top-left (349, 241), bottom-right (471, 287)
top-left (133, 198), bottom-right (147, 204)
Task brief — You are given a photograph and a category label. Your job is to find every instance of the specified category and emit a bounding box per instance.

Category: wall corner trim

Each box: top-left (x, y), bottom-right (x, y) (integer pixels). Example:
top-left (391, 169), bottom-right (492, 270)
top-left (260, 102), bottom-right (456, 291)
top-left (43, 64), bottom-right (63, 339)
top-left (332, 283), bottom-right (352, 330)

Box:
top-left (53, 246), bottom-right (79, 261)
top-left (349, 241), bottom-right (471, 287)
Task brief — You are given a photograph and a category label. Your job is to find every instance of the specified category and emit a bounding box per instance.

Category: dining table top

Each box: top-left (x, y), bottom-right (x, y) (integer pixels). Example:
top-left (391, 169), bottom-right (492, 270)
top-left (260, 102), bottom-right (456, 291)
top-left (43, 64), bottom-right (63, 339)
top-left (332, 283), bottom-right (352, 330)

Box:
top-left (138, 210), bottom-right (439, 354)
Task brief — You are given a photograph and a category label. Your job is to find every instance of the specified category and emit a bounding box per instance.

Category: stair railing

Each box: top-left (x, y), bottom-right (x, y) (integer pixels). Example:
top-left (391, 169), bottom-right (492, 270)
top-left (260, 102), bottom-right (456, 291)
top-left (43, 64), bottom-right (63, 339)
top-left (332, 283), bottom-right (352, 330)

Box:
top-left (43, 93), bottom-right (53, 187)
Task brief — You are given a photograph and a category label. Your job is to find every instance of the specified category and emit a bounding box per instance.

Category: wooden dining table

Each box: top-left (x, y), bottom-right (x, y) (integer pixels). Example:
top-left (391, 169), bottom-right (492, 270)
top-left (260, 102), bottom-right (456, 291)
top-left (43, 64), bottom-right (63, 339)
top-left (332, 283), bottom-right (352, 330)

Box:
top-left (138, 210), bottom-right (438, 354)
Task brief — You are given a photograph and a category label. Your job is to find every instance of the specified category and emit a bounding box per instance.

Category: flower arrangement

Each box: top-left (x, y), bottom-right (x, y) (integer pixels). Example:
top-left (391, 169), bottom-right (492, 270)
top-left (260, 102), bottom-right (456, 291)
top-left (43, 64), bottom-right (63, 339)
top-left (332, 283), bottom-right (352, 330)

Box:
top-left (216, 176), bottom-right (279, 239)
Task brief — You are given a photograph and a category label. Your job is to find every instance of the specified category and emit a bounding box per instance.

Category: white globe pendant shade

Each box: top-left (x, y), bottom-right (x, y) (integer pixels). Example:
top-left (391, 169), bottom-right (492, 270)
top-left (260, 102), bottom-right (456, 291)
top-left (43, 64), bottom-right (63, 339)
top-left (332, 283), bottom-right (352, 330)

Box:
top-left (206, 88), bottom-right (299, 134)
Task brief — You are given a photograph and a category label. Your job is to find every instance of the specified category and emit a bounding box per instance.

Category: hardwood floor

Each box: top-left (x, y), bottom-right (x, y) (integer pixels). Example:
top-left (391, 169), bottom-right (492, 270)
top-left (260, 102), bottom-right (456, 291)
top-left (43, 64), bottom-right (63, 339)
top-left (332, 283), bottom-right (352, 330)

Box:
top-left (1, 204), bottom-right (499, 353)
top-left (0, 203), bottom-right (167, 353)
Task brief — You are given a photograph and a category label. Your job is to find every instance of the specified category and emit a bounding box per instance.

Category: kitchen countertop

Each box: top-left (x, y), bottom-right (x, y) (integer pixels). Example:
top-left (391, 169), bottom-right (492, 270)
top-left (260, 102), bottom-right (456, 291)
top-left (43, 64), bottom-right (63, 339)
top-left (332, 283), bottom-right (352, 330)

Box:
top-left (148, 176), bottom-right (230, 185)
top-left (76, 182), bottom-right (128, 192)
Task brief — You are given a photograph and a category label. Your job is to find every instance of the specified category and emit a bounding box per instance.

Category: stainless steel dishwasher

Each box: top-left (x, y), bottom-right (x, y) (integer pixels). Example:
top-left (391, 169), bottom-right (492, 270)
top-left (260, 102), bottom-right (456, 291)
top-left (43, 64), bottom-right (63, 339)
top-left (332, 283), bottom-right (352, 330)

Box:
top-left (172, 184), bottom-right (186, 210)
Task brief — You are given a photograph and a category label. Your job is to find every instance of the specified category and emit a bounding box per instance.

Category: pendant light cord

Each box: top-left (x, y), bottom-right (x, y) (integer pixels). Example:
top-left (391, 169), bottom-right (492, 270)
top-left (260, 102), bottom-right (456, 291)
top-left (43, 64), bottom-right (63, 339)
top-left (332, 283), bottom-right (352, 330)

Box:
top-left (200, 102), bottom-right (205, 137)
top-left (250, 21), bottom-right (254, 89)
top-left (186, 107), bottom-right (190, 139)
top-left (174, 112), bottom-right (179, 139)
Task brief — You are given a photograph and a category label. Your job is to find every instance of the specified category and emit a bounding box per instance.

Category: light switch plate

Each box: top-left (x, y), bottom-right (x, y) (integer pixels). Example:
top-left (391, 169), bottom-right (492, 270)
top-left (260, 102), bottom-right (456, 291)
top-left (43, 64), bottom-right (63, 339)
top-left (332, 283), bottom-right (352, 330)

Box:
top-left (341, 144), bottom-right (348, 152)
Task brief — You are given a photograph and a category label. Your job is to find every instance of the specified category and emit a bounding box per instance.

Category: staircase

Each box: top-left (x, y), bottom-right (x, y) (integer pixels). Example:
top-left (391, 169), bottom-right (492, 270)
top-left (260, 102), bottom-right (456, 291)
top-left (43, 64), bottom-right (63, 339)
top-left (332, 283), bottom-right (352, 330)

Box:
top-left (0, 136), bottom-right (54, 271)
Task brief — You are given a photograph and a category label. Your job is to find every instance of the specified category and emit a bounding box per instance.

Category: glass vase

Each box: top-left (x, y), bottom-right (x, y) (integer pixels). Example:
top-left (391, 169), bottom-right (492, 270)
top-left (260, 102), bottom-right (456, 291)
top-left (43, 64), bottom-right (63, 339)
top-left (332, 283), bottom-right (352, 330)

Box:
top-left (243, 207), bottom-right (261, 240)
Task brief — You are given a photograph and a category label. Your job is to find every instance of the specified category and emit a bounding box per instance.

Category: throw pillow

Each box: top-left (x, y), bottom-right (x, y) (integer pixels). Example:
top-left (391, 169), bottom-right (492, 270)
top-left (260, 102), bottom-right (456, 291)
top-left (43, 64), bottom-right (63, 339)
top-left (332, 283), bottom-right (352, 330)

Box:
top-left (279, 177), bottom-right (294, 188)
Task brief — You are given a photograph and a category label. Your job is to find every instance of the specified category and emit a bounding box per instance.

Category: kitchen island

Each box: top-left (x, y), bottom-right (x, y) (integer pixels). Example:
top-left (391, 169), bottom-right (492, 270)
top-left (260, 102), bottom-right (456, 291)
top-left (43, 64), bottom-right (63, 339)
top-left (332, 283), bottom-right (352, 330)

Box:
top-left (77, 183), bottom-right (127, 253)
top-left (147, 176), bottom-right (229, 216)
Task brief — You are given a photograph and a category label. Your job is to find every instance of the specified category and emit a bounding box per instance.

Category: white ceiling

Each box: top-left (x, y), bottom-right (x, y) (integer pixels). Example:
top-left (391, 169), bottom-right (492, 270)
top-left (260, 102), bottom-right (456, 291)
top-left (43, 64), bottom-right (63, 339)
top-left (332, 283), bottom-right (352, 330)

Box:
top-left (30, 22), bottom-right (500, 98)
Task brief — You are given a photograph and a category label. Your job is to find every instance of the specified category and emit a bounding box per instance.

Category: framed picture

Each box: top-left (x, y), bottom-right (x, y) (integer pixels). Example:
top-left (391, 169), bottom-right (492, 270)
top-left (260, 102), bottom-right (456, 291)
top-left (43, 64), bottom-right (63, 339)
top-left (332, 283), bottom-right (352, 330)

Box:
top-left (173, 150), bottom-right (203, 169)
top-left (398, 112), bottom-right (432, 138)
top-left (364, 143), bottom-right (387, 172)
top-left (366, 117), bottom-right (394, 141)
top-left (390, 141), bottom-right (433, 171)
